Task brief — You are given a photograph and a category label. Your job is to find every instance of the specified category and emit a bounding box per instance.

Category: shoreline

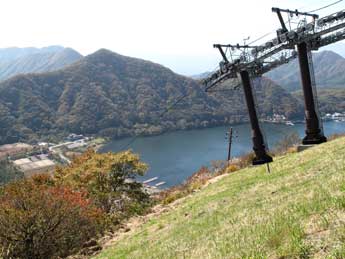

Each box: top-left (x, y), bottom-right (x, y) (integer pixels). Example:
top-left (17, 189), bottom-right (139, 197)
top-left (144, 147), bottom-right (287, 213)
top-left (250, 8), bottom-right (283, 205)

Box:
top-left (99, 120), bottom-right (304, 149)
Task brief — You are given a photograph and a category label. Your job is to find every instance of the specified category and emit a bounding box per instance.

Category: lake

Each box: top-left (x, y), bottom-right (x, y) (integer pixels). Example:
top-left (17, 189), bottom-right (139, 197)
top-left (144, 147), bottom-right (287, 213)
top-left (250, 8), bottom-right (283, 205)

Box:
top-left (99, 121), bottom-right (345, 188)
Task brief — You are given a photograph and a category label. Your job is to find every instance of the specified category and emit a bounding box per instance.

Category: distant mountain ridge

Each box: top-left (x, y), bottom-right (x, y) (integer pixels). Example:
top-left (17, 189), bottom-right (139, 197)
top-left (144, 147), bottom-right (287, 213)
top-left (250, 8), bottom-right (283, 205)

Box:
top-left (190, 72), bottom-right (212, 80)
top-left (0, 46), bottom-right (82, 81)
top-left (0, 46), bottom-right (65, 62)
top-left (0, 49), bottom-right (302, 144)
top-left (193, 50), bottom-right (345, 92)
top-left (266, 50), bottom-right (345, 91)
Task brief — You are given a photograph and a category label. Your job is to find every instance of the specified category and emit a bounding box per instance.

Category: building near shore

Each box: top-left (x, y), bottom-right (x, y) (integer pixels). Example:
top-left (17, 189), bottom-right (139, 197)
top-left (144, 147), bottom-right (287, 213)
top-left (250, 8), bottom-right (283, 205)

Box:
top-left (13, 155), bottom-right (56, 178)
top-left (323, 112), bottom-right (345, 122)
top-left (66, 139), bottom-right (88, 149)
top-left (0, 143), bottom-right (33, 160)
top-left (66, 133), bottom-right (84, 141)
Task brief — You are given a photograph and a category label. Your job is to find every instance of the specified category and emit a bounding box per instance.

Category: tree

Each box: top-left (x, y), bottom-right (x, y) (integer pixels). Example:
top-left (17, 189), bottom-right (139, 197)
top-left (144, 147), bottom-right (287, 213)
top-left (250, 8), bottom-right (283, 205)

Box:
top-left (0, 158), bottom-right (23, 185)
top-left (274, 132), bottom-right (301, 154)
top-left (54, 149), bottom-right (151, 218)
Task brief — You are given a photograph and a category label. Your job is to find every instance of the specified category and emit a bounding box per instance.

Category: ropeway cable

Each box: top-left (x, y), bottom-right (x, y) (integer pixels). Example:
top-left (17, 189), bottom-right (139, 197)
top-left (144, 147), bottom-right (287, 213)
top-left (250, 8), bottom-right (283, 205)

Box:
top-left (308, 0), bottom-right (343, 13)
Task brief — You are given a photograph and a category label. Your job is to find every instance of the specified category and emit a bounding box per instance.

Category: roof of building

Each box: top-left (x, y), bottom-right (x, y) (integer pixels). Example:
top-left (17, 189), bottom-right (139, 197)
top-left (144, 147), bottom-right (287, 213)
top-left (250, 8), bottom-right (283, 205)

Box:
top-left (0, 143), bottom-right (32, 152)
top-left (13, 158), bottom-right (32, 165)
top-left (13, 156), bottom-right (55, 173)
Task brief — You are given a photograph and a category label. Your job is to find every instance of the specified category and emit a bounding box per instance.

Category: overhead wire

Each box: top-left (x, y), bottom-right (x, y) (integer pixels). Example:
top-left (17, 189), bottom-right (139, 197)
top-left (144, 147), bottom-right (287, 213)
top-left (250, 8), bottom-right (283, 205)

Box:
top-left (247, 0), bottom-right (340, 48)
top-left (248, 31), bottom-right (276, 45)
top-left (307, 0), bottom-right (343, 13)
top-left (218, 0), bottom-right (345, 69)
top-left (247, 14), bottom-right (301, 47)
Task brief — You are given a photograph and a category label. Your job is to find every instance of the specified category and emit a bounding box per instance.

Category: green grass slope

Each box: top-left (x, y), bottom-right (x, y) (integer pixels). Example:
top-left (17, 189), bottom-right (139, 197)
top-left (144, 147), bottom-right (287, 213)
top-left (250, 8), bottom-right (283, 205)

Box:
top-left (96, 137), bottom-right (345, 259)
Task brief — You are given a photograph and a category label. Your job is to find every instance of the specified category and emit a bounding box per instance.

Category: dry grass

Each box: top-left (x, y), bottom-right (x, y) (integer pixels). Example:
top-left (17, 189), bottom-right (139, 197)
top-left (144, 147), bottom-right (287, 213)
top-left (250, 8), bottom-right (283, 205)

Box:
top-left (156, 166), bottom-right (216, 205)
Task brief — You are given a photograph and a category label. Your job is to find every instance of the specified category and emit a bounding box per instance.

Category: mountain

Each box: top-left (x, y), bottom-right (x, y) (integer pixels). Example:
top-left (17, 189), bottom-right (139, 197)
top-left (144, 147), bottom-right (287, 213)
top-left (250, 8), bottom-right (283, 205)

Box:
top-left (0, 46), bottom-right (65, 63)
top-left (293, 88), bottom-right (345, 114)
top-left (0, 49), bottom-right (303, 145)
top-left (321, 41), bottom-right (345, 58)
top-left (267, 50), bottom-right (345, 91)
top-left (0, 46), bottom-right (82, 81)
top-left (190, 71), bottom-right (211, 80)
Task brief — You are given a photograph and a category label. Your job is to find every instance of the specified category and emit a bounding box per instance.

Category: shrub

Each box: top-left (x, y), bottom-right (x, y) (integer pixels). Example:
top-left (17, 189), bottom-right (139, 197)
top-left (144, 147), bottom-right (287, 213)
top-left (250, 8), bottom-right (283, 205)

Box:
top-left (157, 166), bottom-right (213, 205)
top-left (185, 166), bottom-right (213, 186)
top-left (0, 180), bottom-right (105, 259)
top-left (0, 158), bottom-right (23, 185)
top-left (328, 133), bottom-right (345, 141)
top-left (236, 152), bottom-right (256, 168)
top-left (226, 164), bottom-right (240, 173)
top-left (157, 185), bottom-right (186, 205)
top-left (30, 173), bottom-right (56, 186)
top-left (210, 160), bottom-right (228, 175)
top-left (274, 132), bottom-right (300, 154)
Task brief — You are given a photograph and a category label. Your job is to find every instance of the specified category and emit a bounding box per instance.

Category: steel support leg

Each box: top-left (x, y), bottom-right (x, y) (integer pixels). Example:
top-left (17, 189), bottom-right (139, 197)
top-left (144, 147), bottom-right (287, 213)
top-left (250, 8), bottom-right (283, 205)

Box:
top-left (297, 42), bottom-right (327, 144)
top-left (239, 71), bottom-right (273, 165)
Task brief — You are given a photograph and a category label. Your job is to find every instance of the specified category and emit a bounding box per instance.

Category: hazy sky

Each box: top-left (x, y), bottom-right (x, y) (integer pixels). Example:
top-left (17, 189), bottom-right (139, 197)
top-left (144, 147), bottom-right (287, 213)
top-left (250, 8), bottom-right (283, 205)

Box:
top-left (0, 0), bottom-right (344, 75)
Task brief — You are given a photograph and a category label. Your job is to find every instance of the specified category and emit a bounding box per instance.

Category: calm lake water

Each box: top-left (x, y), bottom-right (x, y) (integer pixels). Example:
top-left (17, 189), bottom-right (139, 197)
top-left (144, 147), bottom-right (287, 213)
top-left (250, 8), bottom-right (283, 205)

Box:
top-left (99, 121), bottom-right (345, 187)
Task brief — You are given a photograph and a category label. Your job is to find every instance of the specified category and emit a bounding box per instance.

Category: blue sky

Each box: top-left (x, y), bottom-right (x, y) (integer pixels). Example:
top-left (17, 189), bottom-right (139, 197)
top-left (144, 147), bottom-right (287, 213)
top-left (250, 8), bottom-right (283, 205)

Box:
top-left (0, 0), bottom-right (344, 75)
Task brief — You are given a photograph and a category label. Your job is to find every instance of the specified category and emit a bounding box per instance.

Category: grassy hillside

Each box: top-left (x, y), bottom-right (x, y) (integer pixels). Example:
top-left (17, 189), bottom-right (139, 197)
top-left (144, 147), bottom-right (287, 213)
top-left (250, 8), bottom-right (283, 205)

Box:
top-left (96, 137), bottom-right (345, 259)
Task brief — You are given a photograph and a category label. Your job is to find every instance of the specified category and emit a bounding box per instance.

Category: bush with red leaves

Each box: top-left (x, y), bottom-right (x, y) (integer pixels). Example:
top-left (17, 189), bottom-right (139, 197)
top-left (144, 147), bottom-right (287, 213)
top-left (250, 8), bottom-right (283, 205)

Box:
top-left (0, 179), bottom-right (105, 259)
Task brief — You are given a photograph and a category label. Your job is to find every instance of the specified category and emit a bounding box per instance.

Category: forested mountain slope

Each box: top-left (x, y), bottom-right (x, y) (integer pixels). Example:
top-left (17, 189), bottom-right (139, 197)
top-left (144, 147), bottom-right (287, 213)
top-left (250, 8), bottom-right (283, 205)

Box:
top-left (267, 50), bottom-right (345, 91)
top-left (0, 49), bottom-right (303, 144)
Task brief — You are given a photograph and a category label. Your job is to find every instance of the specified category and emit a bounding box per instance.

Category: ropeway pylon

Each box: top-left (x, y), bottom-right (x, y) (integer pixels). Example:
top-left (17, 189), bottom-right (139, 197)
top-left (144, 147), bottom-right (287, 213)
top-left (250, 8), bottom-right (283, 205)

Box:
top-left (203, 5), bottom-right (345, 164)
